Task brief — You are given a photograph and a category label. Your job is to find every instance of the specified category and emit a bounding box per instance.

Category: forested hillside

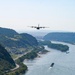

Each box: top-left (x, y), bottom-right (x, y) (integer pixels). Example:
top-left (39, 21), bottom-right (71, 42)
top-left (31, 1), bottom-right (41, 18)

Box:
top-left (43, 32), bottom-right (75, 44)
top-left (0, 27), bottom-right (38, 54)
top-left (0, 44), bottom-right (16, 75)
top-left (39, 41), bottom-right (69, 52)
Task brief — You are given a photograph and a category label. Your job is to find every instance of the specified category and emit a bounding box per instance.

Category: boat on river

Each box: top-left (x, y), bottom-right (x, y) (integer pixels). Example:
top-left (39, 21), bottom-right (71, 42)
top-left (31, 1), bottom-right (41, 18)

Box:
top-left (50, 63), bottom-right (54, 67)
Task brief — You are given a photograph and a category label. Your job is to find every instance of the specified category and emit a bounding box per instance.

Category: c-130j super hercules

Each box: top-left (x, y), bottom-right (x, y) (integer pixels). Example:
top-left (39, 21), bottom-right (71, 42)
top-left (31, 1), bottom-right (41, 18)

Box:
top-left (29, 24), bottom-right (49, 30)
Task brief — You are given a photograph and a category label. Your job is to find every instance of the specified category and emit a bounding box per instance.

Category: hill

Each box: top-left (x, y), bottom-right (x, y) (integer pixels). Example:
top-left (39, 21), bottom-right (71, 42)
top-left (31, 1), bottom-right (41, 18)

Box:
top-left (0, 44), bottom-right (16, 75)
top-left (0, 27), bottom-right (18, 37)
top-left (39, 41), bottom-right (69, 52)
top-left (43, 32), bottom-right (75, 44)
top-left (20, 33), bottom-right (38, 46)
top-left (0, 27), bottom-right (38, 54)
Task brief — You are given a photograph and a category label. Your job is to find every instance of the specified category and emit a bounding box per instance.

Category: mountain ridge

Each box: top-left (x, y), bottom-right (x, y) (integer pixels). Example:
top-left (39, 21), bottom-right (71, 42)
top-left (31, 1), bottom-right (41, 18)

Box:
top-left (0, 27), bottom-right (38, 54)
top-left (43, 32), bottom-right (75, 44)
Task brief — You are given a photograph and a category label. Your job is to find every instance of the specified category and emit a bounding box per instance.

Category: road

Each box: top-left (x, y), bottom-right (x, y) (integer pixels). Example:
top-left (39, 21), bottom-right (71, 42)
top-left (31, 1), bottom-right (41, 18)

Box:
top-left (14, 51), bottom-right (31, 61)
top-left (10, 64), bottom-right (19, 71)
top-left (11, 51), bottom-right (31, 71)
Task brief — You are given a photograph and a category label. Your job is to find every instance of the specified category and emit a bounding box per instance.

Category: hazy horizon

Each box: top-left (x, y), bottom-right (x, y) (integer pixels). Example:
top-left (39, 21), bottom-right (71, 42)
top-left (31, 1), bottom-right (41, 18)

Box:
top-left (0, 0), bottom-right (75, 32)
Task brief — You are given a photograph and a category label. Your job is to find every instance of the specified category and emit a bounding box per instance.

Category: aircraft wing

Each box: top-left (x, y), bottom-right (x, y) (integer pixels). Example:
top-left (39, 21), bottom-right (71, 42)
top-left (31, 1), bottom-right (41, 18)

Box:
top-left (29, 26), bottom-right (37, 28)
top-left (39, 27), bottom-right (48, 28)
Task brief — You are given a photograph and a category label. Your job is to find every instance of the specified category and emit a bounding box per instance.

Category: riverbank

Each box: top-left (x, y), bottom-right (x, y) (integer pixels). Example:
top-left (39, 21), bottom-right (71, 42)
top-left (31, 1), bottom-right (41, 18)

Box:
top-left (6, 60), bottom-right (27, 75)
top-left (39, 41), bottom-right (69, 52)
top-left (6, 41), bottom-right (69, 75)
top-left (6, 46), bottom-right (49, 75)
top-left (8, 41), bottom-right (69, 75)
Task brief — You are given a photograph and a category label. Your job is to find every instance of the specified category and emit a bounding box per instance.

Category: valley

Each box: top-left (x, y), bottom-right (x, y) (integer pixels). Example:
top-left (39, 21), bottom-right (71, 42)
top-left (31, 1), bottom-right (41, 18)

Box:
top-left (0, 27), bottom-right (75, 75)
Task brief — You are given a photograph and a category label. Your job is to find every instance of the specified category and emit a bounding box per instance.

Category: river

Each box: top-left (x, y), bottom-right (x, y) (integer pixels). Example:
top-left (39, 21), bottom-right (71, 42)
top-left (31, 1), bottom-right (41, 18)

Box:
top-left (24, 42), bottom-right (75, 75)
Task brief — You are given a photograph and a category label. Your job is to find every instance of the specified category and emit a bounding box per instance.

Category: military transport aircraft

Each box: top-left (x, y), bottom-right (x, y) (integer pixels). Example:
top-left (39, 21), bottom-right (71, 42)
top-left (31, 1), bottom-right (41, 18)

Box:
top-left (29, 24), bottom-right (49, 30)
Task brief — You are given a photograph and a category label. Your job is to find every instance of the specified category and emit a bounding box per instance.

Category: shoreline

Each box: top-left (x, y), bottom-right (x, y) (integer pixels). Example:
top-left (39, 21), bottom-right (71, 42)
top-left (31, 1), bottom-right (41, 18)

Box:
top-left (7, 42), bottom-right (69, 75)
top-left (23, 50), bottom-right (50, 72)
top-left (6, 47), bottom-right (49, 75)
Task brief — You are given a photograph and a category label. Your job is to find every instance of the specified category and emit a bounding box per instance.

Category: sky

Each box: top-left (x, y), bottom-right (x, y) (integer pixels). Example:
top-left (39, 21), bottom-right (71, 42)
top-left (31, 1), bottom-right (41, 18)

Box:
top-left (0, 0), bottom-right (75, 32)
